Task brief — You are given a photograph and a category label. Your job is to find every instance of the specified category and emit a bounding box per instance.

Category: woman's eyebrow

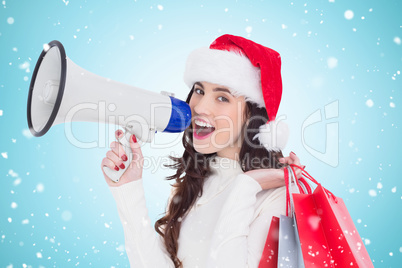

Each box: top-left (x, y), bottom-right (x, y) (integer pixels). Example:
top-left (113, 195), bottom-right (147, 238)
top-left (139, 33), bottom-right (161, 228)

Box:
top-left (213, 88), bottom-right (232, 95)
top-left (194, 82), bottom-right (233, 96)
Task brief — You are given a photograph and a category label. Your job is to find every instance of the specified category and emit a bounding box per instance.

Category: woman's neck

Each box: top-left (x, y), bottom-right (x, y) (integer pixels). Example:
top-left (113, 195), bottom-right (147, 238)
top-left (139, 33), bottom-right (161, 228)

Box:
top-left (216, 150), bottom-right (240, 162)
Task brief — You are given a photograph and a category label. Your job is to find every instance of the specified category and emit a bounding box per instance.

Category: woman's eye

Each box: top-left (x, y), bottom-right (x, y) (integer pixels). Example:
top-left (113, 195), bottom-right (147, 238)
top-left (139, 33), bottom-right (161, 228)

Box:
top-left (218, 96), bottom-right (229, 103)
top-left (194, 88), bottom-right (204, 95)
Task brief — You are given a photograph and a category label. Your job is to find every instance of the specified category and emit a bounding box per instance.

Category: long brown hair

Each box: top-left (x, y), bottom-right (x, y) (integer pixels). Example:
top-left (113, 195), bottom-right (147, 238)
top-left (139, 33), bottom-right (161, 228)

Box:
top-left (154, 86), bottom-right (285, 267)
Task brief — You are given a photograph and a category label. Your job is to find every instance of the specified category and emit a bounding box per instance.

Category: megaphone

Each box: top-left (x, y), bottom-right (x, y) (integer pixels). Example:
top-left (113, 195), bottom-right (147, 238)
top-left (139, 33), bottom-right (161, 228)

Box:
top-left (27, 40), bottom-right (192, 182)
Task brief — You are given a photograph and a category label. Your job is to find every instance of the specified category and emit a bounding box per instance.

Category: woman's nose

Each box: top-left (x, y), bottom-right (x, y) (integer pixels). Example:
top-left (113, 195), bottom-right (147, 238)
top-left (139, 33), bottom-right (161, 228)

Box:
top-left (193, 96), bottom-right (212, 116)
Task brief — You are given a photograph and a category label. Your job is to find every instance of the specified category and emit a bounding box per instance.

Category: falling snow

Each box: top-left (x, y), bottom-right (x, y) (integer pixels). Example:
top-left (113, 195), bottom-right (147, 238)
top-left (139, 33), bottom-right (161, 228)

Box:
top-left (365, 99), bottom-right (374, 107)
top-left (344, 10), bottom-right (354, 20)
top-left (43, 43), bottom-right (50, 52)
top-left (36, 183), bottom-right (45, 193)
top-left (327, 57), bottom-right (338, 69)
top-left (22, 129), bottom-right (33, 139)
top-left (6, 16), bottom-right (14, 24)
top-left (19, 61), bottom-right (30, 72)
top-left (61, 210), bottom-right (72, 221)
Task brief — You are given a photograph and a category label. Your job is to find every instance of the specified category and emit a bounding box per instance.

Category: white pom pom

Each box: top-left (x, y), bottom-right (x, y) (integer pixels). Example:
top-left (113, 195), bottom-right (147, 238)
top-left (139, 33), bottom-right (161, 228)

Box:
top-left (252, 120), bottom-right (289, 151)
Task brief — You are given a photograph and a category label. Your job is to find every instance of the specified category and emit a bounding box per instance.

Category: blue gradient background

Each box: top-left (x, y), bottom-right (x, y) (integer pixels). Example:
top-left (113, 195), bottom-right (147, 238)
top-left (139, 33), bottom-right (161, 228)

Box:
top-left (1, 0), bottom-right (401, 267)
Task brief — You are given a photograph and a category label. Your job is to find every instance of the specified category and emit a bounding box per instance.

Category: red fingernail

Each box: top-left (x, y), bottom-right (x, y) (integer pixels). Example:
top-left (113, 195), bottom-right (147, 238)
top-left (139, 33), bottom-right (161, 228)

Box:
top-left (119, 163), bottom-right (125, 169)
top-left (291, 151), bottom-right (296, 155)
top-left (114, 165), bottom-right (119, 171)
top-left (116, 130), bottom-right (122, 136)
top-left (121, 154), bottom-right (128, 162)
top-left (132, 135), bottom-right (137, 143)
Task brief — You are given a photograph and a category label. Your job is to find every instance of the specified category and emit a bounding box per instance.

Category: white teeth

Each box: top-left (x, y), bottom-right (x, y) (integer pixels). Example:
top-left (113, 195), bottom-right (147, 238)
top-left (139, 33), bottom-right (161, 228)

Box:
top-left (195, 119), bottom-right (214, 128)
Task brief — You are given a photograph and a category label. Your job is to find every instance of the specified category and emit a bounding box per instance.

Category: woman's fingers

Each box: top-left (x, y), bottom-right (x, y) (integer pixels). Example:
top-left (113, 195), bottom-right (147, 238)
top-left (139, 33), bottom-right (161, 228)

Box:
top-left (289, 151), bottom-right (299, 163)
top-left (101, 157), bottom-right (119, 172)
top-left (279, 152), bottom-right (305, 179)
top-left (129, 134), bottom-right (144, 168)
top-left (295, 169), bottom-right (302, 180)
top-left (288, 152), bottom-right (302, 167)
top-left (106, 150), bottom-right (125, 170)
top-left (110, 141), bottom-right (128, 162)
top-left (279, 156), bottom-right (290, 164)
top-left (115, 129), bottom-right (124, 140)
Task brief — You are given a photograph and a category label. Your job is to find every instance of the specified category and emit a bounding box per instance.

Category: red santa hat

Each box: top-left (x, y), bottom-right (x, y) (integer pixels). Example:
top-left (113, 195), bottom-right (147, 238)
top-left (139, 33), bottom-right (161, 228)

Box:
top-left (183, 34), bottom-right (289, 152)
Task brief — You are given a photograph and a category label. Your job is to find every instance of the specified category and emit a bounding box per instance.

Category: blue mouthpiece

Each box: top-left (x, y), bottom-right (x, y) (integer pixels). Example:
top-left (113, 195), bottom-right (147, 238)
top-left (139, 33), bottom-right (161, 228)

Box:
top-left (163, 96), bottom-right (192, 133)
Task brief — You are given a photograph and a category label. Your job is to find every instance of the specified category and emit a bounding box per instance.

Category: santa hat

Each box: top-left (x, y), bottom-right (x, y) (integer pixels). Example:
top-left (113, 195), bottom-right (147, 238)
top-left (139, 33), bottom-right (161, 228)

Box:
top-left (183, 34), bottom-right (289, 152)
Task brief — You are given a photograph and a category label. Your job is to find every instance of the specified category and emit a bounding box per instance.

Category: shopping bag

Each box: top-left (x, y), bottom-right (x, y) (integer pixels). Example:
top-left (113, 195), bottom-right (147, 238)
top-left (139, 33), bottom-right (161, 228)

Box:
top-left (276, 166), bottom-right (306, 268)
top-left (258, 166), bottom-right (311, 267)
top-left (290, 164), bottom-right (374, 267)
top-left (258, 216), bottom-right (279, 268)
top-left (277, 215), bottom-right (305, 268)
top-left (258, 166), bottom-right (317, 268)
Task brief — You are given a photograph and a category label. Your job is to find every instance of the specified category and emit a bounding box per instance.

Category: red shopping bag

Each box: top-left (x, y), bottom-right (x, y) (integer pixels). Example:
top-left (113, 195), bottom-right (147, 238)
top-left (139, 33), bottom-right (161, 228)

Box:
top-left (290, 164), bottom-right (374, 267)
top-left (258, 167), bottom-right (312, 268)
top-left (258, 216), bottom-right (279, 268)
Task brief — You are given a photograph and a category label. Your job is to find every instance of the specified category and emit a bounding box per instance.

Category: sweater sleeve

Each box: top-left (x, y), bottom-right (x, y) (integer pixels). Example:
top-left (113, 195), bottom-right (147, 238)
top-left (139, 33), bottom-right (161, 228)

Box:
top-left (206, 174), bottom-right (285, 268)
top-left (109, 179), bottom-right (175, 268)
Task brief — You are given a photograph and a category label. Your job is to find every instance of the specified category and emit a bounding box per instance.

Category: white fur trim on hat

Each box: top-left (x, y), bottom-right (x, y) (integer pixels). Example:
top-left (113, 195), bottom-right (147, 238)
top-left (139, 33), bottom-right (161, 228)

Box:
top-left (252, 120), bottom-right (289, 152)
top-left (183, 47), bottom-right (265, 109)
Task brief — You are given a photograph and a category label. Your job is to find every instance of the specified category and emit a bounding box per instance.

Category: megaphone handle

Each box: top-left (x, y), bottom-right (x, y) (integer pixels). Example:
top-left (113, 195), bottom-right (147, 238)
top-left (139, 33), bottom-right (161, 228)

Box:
top-left (102, 130), bottom-right (134, 183)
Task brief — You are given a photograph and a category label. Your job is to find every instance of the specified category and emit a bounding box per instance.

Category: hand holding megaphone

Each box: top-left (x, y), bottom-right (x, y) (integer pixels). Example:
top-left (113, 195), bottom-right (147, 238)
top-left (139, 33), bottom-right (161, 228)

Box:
top-left (101, 129), bottom-right (144, 185)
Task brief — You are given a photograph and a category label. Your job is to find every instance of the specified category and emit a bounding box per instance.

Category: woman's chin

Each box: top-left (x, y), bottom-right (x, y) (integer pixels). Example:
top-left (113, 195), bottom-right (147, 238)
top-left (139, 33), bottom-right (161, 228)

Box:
top-left (193, 143), bottom-right (216, 155)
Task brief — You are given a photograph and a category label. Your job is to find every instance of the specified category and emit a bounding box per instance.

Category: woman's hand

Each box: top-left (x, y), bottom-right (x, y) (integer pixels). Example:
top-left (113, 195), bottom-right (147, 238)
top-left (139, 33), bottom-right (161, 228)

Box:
top-left (101, 129), bottom-right (144, 187)
top-left (244, 151), bottom-right (305, 190)
top-left (278, 151), bottom-right (305, 180)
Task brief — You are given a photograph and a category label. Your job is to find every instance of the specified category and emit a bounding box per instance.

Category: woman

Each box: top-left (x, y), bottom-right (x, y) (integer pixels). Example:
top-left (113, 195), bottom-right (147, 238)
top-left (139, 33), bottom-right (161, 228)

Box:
top-left (101, 34), bottom-right (304, 267)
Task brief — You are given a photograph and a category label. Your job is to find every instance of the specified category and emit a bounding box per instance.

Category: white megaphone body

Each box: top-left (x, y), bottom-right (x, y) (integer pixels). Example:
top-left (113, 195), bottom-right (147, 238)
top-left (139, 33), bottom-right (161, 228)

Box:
top-left (27, 40), bottom-right (192, 182)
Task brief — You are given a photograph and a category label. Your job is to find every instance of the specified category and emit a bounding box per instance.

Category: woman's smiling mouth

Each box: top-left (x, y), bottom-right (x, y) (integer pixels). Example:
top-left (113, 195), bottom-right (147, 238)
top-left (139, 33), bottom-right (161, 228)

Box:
top-left (194, 119), bottom-right (216, 139)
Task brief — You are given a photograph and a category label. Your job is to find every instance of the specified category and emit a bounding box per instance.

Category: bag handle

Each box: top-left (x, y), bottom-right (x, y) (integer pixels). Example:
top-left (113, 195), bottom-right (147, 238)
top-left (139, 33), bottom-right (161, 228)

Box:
top-left (284, 166), bottom-right (291, 216)
top-left (284, 166), bottom-right (304, 217)
top-left (289, 164), bottom-right (338, 203)
top-left (287, 164), bottom-right (312, 194)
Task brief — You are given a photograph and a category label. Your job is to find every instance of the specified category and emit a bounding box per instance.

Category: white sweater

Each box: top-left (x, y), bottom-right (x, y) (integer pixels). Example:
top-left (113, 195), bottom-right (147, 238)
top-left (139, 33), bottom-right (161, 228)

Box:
top-left (109, 156), bottom-right (287, 268)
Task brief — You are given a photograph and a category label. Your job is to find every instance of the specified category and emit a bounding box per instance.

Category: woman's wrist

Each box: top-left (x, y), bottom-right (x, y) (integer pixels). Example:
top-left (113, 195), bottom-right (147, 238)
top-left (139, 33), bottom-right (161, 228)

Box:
top-left (107, 176), bottom-right (142, 187)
